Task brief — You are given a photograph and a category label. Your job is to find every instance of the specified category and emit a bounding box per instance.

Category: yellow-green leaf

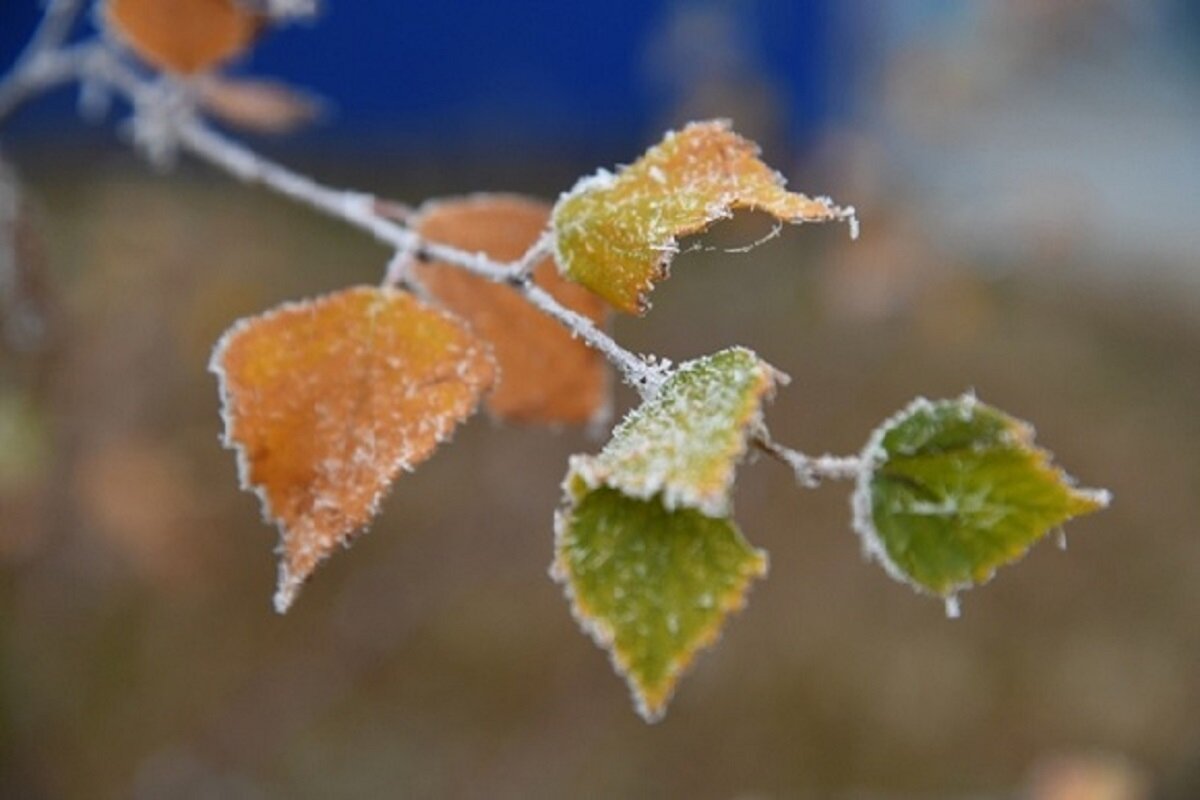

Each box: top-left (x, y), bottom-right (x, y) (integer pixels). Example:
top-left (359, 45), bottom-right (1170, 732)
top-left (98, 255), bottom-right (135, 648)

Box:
top-left (553, 487), bottom-right (767, 722)
top-left (551, 119), bottom-right (854, 314)
top-left (852, 395), bottom-right (1110, 606)
top-left (566, 347), bottom-right (778, 517)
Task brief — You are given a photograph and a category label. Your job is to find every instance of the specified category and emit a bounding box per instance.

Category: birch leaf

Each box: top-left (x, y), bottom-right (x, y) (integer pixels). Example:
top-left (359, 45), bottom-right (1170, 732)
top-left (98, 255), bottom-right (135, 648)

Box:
top-left (553, 488), bottom-right (767, 723)
top-left (554, 347), bottom-right (775, 720)
top-left (211, 286), bottom-right (495, 612)
top-left (104, 0), bottom-right (264, 75)
top-left (413, 195), bottom-right (610, 425)
top-left (567, 347), bottom-right (778, 517)
top-left (552, 119), bottom-right (854, 314)
top-left (853, 395), bottom-right (1110, 603)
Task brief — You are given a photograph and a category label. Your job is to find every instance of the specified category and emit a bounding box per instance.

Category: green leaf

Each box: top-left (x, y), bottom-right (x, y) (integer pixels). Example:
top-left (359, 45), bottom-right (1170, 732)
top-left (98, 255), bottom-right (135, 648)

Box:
top-left (566, 347), bottom-right (778, 517)
top-left (553, 487), bottom-right (767, 722)
top-left (556, 347), bottom-right (777, 720)
top-left (852, 395), bottom-right (1110, 606)
top-left (551, 120), bottom-right (854, 314)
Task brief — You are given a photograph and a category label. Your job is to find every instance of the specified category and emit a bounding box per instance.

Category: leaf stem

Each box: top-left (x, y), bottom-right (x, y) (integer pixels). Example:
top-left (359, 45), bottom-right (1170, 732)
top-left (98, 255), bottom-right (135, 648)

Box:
top-left (753, 433), bottom-right (862, 487)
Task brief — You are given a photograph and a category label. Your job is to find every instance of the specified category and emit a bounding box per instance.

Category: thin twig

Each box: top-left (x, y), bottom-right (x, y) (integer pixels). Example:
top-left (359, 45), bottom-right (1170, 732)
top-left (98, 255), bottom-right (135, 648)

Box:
top-left (754, 432), bottom-right (861, 487)
top-left (0, 0), bottom-right (86, 123)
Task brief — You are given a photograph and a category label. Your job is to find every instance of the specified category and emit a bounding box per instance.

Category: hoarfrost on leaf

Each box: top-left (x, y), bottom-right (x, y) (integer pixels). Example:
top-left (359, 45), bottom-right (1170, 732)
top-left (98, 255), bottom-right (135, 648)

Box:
top-left (552, 487), bottom-right (767, 723)
top-left (210, 286), bottom-right (495, 612)
top-left (851, 395), bottom-right (1109, 603)
top-left (566, 347), bottom-right (778, 517)
top-left (412, 194), bottom-right (611, 426)
top-left (554, 347), bottom-right (777, 720)
top-left (551, 119), bottom-right (855, 314)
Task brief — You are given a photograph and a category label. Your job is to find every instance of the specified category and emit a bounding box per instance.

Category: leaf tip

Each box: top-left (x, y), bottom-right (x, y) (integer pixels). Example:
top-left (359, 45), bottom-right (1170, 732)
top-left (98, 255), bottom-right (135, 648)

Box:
top-left (273, 569), bottom-right (299, 614)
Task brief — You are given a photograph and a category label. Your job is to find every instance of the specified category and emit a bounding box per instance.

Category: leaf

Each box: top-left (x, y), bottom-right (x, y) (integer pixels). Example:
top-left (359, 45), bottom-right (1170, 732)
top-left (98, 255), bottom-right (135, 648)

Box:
top-left (552, 487), bottom-right (767, 723)
top-left (567, 347), bottom-right (778, 517)
top-left (413, 194), bottom-right (610, 425)
top-left (551, 119), bottom-right (854, 314)
top-left (852, 395), bottom-right (1110, 603)
top-left (210, 286), bottom-right (495, 612)
top-left (198, 77), bottom-right (323, 134)
top-left (555, 347), bottom-right (776, 720)
top-left (104, 0), bottom-right (265, 75)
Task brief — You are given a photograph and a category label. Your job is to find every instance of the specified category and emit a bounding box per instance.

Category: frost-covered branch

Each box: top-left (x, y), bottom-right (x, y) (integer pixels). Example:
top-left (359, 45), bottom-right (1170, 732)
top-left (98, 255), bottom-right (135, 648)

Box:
top-left (0, 0), bottom-right (89, 124)
top-left (0, 23), bottom-right (664, 391)
top-left (754, 432), bottom-right (862, 487)
top-left (2, 12), bottom-right (812, 433)
top-left (177, 119), bottom-right (662, 391)
top-left (0, 0), bottom-right (85, 112)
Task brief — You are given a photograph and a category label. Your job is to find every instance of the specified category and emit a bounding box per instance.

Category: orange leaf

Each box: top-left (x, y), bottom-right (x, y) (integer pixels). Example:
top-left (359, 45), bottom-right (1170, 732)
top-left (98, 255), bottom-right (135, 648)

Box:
top-left (210, 286), bottom-right (495, 611)
top-left (413, 194), bottom-right (611, 426)
top-left (104, 0), bottom-right (264, 75)
top-left (198, 76), bottom-right (323, 134)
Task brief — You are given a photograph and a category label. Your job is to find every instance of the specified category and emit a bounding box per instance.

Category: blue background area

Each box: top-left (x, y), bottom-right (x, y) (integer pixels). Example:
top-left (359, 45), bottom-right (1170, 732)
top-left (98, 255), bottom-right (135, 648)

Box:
top-left (0, 1), bottom-right (837, 155)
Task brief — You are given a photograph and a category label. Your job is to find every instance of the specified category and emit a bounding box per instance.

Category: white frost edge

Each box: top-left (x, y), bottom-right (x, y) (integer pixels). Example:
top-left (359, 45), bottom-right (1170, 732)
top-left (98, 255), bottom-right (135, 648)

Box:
top-left (547, 120), bottom-right (859, 309)
top-left (566, 348), bottom-right (781, 519)
top-left (849, 392), bottom-right (1113, 617)
top-left (208, 286), bottom-right (494, 614)
top-left (549, 503), bottom-right (769, 724)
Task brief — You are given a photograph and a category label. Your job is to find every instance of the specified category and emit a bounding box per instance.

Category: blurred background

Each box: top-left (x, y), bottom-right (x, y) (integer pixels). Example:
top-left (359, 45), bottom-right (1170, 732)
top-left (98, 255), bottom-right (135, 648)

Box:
top-left (2, 1), bottom-right (1198, 798)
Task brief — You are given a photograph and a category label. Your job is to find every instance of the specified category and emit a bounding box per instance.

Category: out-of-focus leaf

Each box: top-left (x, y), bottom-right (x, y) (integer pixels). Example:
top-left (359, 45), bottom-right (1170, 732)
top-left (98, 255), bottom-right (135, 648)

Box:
top-left (552, 119), bottom-right (853, 314)
top-left (104, 0), bottom-right (265, 75)
top-left (553, 487), bottom-right (766, 722)
top-left (413, 194), bottom-right (610, 425)
top-left (210, 286), bottom-right (495, 611)
top-left (567, 347), bottom-right (777, 517)
top-left (853, 395), bottom-right (1110, 602)
top-left (198, 77), bottom-right (323, 134)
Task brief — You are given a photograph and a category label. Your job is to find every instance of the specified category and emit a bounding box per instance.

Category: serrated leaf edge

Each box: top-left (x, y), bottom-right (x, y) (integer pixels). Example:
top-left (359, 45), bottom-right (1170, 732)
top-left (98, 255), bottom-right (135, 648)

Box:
top-left (209, 286), bottom-right (496, 613)
top-left (563, 347), bottom-right (780, 518)
top-left (550, 120), bottom-right (854, 314)
top-left (849, 393), bottom-right (1112, 603)
top-left (549, 499), bottom-right (768, 723)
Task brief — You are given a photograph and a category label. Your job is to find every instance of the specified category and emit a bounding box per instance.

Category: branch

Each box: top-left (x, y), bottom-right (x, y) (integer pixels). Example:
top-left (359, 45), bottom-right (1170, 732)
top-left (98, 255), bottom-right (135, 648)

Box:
top-left (0, 0), bottom-right (86, 123)
top-left (754, 432), bottom-right (862, 487)
top-left (176, 119), bottom-right (663, 392)
top-left (1, 38), bottom-right (662, 393)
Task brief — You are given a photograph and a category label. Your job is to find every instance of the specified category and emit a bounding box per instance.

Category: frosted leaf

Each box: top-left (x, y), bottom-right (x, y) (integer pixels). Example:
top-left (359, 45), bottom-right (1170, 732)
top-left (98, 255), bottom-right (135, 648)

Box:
top-left (552, 488), bottom-right (767, 722)
top-left (103, 0), bottom-right (265, 75)
top-left (566, 347), bottom-right (778, 517)
top-left (851, 395), bottom-right (1110, 602)
top-left (210, 286), bottom-right (495, 612)
top-left (552, 119), bottom-right (855, 314)
top-left (553, 347), bottom-right (776, 720)
top-left (412, 194), bottom-right (611, 426)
